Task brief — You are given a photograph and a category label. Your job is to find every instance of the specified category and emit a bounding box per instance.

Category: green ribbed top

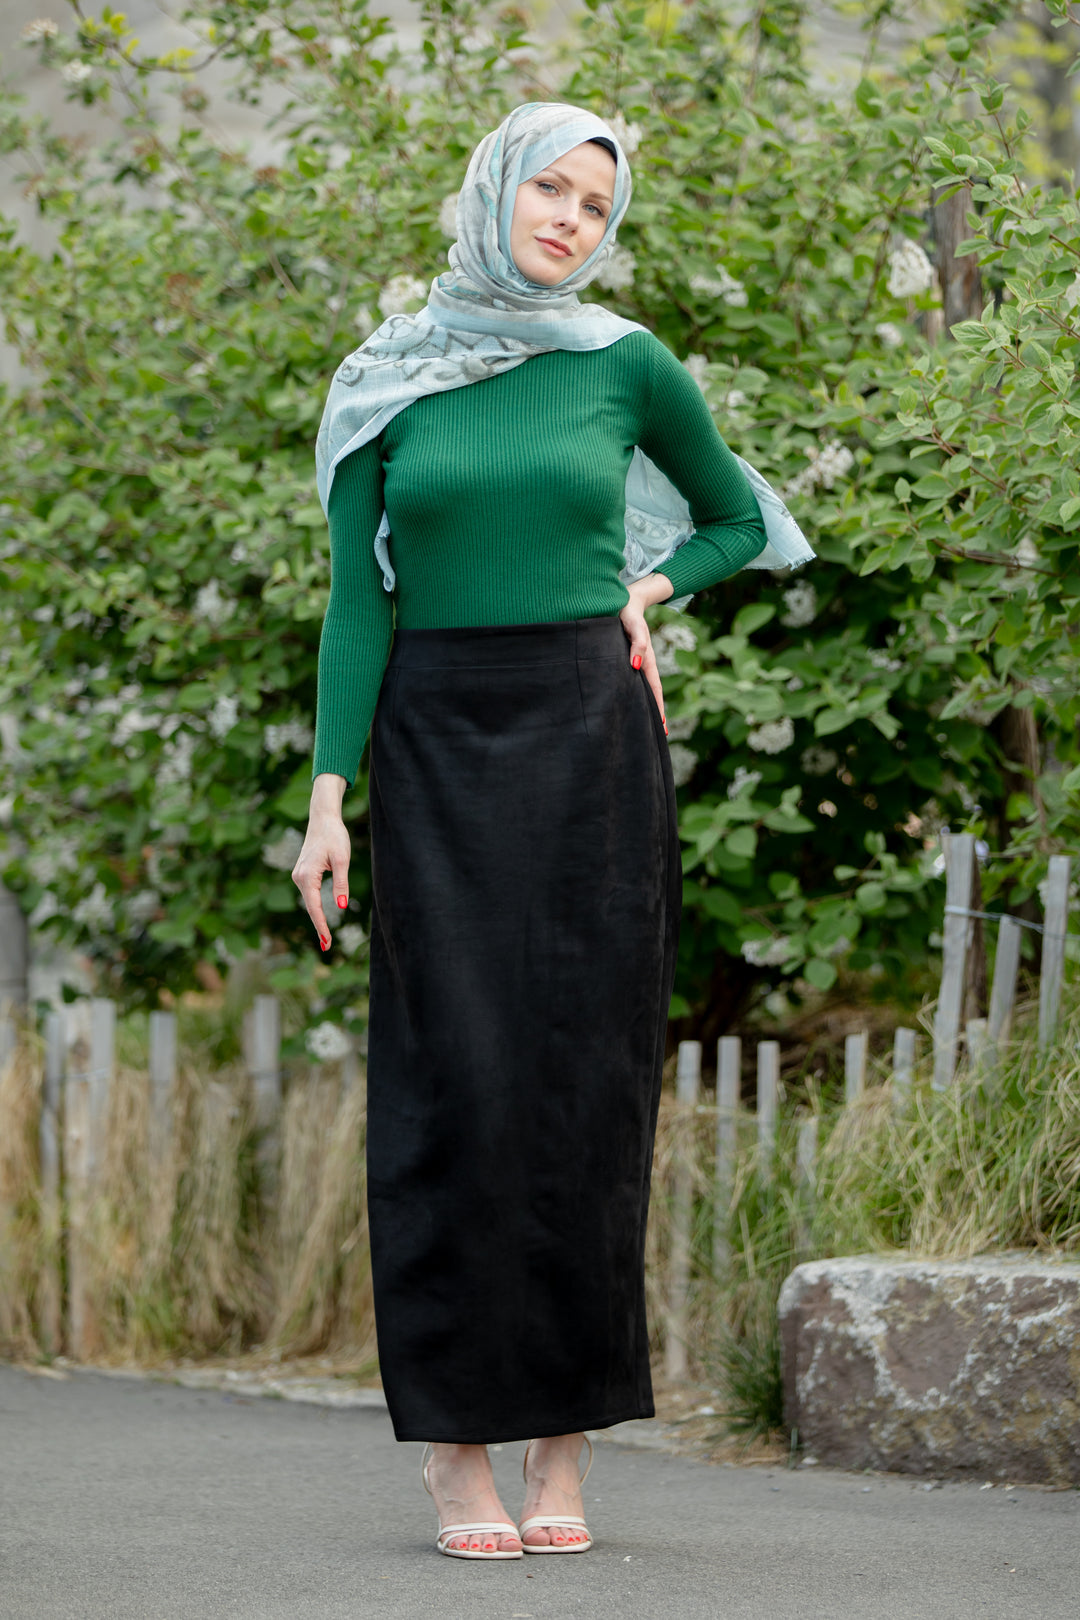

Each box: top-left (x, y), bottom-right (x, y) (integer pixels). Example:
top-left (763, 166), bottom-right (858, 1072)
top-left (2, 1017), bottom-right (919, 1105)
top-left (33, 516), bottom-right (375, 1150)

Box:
top-left (312, 330), bottom-right (766, 784)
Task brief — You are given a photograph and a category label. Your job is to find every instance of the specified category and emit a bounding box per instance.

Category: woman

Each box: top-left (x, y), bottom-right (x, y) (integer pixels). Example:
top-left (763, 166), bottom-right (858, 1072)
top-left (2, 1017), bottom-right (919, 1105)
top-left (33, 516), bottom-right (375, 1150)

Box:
top-left (293, 103), bottom-right (808, 1561)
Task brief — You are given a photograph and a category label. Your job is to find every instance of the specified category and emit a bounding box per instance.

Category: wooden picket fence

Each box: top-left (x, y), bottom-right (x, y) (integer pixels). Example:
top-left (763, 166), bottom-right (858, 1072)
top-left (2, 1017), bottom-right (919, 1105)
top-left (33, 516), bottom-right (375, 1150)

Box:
top-left (0, 837), bottom-right (1071, 1368)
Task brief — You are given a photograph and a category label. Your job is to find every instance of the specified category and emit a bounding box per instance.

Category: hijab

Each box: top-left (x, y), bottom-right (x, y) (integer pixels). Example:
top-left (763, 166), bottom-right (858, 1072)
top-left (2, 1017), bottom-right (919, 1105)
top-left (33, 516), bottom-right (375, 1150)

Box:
top-left (315, 102), bottom-right (813, 598)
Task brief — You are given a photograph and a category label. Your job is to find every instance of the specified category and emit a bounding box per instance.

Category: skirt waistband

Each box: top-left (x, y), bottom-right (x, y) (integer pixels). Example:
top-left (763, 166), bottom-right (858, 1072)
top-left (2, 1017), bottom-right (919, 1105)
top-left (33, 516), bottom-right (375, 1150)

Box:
top-left (387, 615), bottom-right (626, 669)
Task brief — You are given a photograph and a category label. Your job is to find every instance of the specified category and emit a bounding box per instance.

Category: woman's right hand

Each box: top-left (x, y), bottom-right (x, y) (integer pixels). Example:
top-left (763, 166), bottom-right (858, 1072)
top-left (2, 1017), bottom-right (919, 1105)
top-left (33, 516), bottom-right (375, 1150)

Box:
top-left (292, 772), bottom-right (351, 952)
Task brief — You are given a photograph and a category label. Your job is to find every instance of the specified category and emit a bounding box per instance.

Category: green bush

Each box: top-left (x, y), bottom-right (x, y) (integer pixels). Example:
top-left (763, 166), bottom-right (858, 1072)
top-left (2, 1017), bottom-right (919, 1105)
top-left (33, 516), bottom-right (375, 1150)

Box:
top-left (1, 1), bottom-right (1078, 1041)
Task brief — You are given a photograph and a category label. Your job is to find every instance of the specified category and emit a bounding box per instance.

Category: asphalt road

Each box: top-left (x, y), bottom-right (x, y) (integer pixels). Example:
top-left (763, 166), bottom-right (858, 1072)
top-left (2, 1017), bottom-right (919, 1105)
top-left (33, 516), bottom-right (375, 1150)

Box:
top-left (2, 1364), bottom-right (1077, 1620)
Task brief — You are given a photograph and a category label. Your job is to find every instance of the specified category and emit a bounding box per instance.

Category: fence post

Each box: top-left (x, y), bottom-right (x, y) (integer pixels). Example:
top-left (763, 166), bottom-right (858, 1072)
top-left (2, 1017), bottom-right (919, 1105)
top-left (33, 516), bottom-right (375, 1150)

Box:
top-left (245, 994), bottom-right (282, 1196)
top-left (987, 914), bottom-right (1022, 1047)
top-left (0, 877), bottom-right (28, 1017)
top-left (148, 1009), bottom-right (177, 1165)
top-left (756, 1041), bottom-right (780, 1179)
top-left (63, 998), bottom-right (114, 1359)
top-left (62, 1065), bottom-right (92, 1359)
top-left (966, 1016), bottom-right (989, 1073)
top-left (1038, 855), bottom-right (1071, 1050)
top-left (39, 1010), bottom-right (64, 1356)
top-left (65, 998), bottom-right (115, 1184)
top-left (844, 1031), bottom-right (868, 1105)
top-left (665, 1040), bottom-right (701, 1381)
top-left (796, 1112), bottom-right (818, 1201)
top-left (933, 832), bottom-right (976, 1090)
top-left (713, 1036), bottom-right (740, 1276)
top-left (892, 1027), bottom-right (916, 1109)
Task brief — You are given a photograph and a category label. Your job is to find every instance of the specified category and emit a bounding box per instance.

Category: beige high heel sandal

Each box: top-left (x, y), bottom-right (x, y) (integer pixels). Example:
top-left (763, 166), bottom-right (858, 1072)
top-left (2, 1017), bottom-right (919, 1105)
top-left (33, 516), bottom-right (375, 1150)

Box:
top-left (518, 1435), bottom-right (594, 1554)
top-left (421, 1443), bottom-right (524, 1561)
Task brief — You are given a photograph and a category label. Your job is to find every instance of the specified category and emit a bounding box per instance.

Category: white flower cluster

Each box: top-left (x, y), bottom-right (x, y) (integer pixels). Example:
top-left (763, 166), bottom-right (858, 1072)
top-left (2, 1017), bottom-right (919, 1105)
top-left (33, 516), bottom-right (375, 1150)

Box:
top-left (61, 60), bottom-right (93, 84)
top-left (780, 581), bottom-right (817, 628)
top-left (264, 719), bottom-right (313, 754)
top-left (1064, 272), bottom-right (1080, 311)
top-left (723, 388), bottom-right (748, 411)
top-left (438, 193), bottom-right (459, 237)
top-left (354, 306), bottom-right (376, 338)
top-left (665, 712), bottom-right (698, 741)
top-left (194, 580), bottom-right (233, 626)
top-left (683, 353), bottom-right (709, 394)
top-left (378, 274), bottom-right (428, 318)
top-left (741, 935), bottom-right (791, 968)
top-left (336, 923), bottom-right (368, 957)
top-left (306, 1021), bottom-right (352, 1062)
top-left (262, 827), bottom-right (304, 872)
top-left (30, 890), bottom-right (60, 927)
top-left (886, 239), bottom-right (934, 299)
top-left (868, 648), bottom-right (903, 673)
top-left (73, 881), bottom-right (113, 931)
top-left (652, 621), bottom-right (697, 676)
top-left (689, 266), bottom-right (748, 307)
top-left (124, 889), bottom-right (161, 926)
top-left (208, 693), bottom-right (240, 741)
top-left (801, 744), bottom-right (838, 776)
top-left (608, 113), bottom-right (642, 157)
top-left (747, 716), bottom-right (794, 754)
top-left (782, 439), bottom-right (856, 500)
top-left (727, 766), bottom-right (762, 800)
top-left (667, 743), bottom-right (697, 787)
top-left (22, 18), bottom-right (59, 40)
top-left (593, 244), bottom-right (636, 292)
top-left (159, 732), bottom-right (197, 785)
top-left (114, 707), bottom-right (160, 747)
top-left (875, 321), bottom-right (904, 349)
top-left (29, 838), bottom-right (80, 884)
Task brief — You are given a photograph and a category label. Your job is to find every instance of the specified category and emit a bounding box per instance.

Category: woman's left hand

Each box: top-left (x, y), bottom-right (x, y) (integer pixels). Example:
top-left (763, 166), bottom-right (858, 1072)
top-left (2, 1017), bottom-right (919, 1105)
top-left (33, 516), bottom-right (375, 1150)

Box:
top-left (620, 573), bottom-right (674, 731)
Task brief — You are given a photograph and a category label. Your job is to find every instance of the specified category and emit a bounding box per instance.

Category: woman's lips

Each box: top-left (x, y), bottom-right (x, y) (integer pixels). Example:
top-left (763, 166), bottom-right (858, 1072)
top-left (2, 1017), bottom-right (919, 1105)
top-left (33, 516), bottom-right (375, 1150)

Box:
top-left (536, 237), bottom-right (572, 257)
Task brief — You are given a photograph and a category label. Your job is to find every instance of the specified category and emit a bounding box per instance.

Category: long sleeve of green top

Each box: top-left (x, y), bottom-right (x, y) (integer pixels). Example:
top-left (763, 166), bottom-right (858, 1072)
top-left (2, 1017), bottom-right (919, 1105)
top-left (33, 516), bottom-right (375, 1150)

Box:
top-left (312, 329), bottom-right (767, 785)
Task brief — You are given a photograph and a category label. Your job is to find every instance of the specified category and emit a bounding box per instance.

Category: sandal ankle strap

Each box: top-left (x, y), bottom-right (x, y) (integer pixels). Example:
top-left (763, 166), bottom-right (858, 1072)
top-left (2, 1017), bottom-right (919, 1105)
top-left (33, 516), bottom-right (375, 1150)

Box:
top-left (522, 1434), bottom-right (594, 1485)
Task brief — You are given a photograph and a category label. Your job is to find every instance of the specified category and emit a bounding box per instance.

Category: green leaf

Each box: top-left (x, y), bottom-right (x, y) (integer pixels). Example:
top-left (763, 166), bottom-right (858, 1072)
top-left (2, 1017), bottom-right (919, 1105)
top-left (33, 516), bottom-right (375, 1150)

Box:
top-left (913, 473), bottom-right (951, 498)
top-left (855, 881), bottom-right (888, 913)
top-left (854, 78), bottom-right (882, 118)
top-left (814, 708), bottom-right (853, 737)
top-left (732, 603), bottom-right (775, 636)
top-left (273, 766), bottom-right (317, 820)
top-left (725, 825), bottom-right (757, 860)
top-left (803, 958), bottom-right (837, 990)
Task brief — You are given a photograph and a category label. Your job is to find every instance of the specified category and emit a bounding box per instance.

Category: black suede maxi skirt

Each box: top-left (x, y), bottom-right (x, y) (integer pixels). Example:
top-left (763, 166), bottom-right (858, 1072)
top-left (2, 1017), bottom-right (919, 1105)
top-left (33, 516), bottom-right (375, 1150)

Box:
top-left (365, 614), bottom-right (681, 1444)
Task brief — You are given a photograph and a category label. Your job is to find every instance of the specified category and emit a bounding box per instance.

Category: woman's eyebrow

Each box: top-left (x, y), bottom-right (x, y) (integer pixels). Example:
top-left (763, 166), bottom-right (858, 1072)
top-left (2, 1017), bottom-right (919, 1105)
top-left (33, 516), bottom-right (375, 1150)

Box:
top-left (543, 165), bottom-right (613, 204)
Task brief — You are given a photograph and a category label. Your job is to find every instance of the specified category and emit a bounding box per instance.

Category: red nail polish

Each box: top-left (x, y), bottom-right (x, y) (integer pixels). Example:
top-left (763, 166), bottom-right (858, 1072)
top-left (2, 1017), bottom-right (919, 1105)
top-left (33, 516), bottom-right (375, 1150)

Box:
top-left (632, 655), bottom-right (642, 670)
top-left (320, 935), bottom-right (330, 950)
top-left (336, 895), bottom-right (347, 909)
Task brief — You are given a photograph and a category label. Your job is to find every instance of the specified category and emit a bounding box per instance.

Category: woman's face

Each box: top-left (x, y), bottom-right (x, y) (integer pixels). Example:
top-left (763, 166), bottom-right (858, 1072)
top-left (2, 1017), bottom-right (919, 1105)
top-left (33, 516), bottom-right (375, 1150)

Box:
top-left (508, 141), bottom-right (617, 286)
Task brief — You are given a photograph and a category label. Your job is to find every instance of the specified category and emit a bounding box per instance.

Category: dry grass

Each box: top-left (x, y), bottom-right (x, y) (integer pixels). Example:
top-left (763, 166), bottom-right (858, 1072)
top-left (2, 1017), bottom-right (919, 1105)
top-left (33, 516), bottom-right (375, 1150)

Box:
top-left (0, 1011), bottom-right (376, 1369)
top-left (644, 990), bottom-right (1080, 1433)
top-left (3, 986), bottom-right (1079, 1442)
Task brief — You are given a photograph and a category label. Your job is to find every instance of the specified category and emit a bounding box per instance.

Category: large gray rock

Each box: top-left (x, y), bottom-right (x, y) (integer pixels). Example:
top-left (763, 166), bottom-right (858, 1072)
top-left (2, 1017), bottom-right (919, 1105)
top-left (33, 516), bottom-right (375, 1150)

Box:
top-left (778, 1254), bottom-right (1080, 1485)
